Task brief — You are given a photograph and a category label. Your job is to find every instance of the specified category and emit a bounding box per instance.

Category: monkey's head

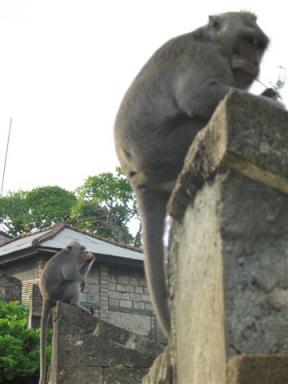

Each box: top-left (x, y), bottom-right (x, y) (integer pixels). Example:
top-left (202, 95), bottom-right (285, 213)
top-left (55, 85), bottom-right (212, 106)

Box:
top-left (66, 241), bottom-right (95, 265)
top-left (207, 12), bottom-right (269, 89)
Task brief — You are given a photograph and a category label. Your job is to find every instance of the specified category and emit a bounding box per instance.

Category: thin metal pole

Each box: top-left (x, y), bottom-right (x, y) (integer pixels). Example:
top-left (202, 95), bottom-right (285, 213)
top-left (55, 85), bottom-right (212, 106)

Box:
top-left (1, 118), bottom-right (12, 196)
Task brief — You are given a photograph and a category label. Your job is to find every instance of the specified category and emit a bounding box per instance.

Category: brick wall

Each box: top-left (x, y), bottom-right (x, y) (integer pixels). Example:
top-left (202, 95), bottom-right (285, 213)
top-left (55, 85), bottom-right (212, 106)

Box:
top-left (80, 263), bottom-right (157, 339)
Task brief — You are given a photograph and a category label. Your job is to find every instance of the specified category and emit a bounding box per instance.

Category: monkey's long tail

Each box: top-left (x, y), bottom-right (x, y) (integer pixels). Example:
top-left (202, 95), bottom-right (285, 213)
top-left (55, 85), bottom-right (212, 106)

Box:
top-left (137, 188), bottom-right (171, 339)
top-left (39, 300), bottom-right (53, 384)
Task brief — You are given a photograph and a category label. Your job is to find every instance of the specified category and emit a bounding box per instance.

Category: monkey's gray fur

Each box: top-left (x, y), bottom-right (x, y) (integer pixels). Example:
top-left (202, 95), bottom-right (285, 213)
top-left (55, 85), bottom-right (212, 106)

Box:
top-left (114, 12), bottom-right (268, 339)
top-left (38, 241), bottom-right (95, 384)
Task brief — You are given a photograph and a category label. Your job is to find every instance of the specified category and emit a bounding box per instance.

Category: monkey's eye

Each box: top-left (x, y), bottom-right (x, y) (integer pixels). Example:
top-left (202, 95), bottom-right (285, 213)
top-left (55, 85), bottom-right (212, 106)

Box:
top-left (245, 35), bottom-right (267, 51)
top-left (67, 245), bottom-right (72, 251)
top-left (80, 245), bottom-right (85, 252)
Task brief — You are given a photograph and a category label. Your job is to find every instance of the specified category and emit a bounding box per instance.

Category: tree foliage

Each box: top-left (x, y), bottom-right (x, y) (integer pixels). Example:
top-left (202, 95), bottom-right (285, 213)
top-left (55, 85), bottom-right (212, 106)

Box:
top-left (0, 300), bottom-right (51, 384)
top-left (71, 168), bottom-right (140, 245)
top-left (0, 186), bottom-right (76, 236)
top-left (0, 169), bottom-right (141, 245)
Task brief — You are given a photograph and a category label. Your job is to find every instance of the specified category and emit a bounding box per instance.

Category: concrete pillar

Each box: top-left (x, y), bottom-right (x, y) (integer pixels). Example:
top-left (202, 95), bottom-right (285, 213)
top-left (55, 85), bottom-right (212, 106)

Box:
top-left (168, 91), bottom-right (288, 383)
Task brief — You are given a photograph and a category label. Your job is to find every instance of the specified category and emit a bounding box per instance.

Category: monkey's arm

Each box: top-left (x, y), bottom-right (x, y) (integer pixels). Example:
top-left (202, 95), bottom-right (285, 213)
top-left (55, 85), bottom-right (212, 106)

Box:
top-left (176, 77), bottom-right (232, 118)
top-left (61, 265), bottom-right (86, 283)
top-left (174, 56), bottom-right (233, 119)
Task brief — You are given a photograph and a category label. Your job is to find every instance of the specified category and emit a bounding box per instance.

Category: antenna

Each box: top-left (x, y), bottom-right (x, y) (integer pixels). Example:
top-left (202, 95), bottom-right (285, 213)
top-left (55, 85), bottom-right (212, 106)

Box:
top-left (1, 118), bottom-right (12, 196)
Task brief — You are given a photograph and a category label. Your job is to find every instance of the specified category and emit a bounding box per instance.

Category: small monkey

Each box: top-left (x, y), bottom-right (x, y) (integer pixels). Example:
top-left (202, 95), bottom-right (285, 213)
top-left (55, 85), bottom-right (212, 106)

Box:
top-left (114, 12), bottom-right (268, 338)
top-left (38, 241), bottom-right (95, 384)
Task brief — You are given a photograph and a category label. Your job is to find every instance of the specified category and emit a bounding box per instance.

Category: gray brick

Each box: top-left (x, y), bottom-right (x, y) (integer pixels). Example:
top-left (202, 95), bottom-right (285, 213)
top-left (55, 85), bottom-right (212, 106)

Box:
top-left (120, 300), bottom-right (132, 309)
top-left (129, 277), bottom-right (139, 285)
top-left (135, 286), bottom-right (144, 294)
top-left (141, 295), bottom-right (151, 303)
top-left (86, 294), bottom-right (98, 304)
top-left (131, 293), bottom-right (141, 301)
top-left (109, 298), bottom-right (120, 307)
top-left (126, 285), bottom-right (135, 293)
top-left (144, 303), bottom-right (153, 311)
top-left (117, 276), bottom-right (130, 284)
top-left (110, 291), bottom-right (122, 299)
top-left (116, 284), bottom-right (126, 292)
top-left (133, 302), bottom-right (145, 310)
top-left (109, 283), bottom-right (116, 290)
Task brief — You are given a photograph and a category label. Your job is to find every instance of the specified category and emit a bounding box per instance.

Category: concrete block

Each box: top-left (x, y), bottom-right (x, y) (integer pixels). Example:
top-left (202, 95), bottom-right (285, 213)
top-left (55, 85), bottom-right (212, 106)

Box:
top-left (50, 302), bottom-right (162, 383)
top-left (135, 286), bottom-right (144, 294)
top-left (227, 355), bottom-right (288, 384)
top-left (104, 367), bottom-right (148, 384)
top-left (168, 91), bottom-right (288, 383)
top-left (120, 299), bottom-right (133, 309)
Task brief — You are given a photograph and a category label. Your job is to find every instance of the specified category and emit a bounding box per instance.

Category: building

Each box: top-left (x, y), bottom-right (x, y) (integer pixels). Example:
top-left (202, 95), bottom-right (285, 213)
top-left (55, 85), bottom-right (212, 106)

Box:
top-left (0, 224), bottom-right (161, 340)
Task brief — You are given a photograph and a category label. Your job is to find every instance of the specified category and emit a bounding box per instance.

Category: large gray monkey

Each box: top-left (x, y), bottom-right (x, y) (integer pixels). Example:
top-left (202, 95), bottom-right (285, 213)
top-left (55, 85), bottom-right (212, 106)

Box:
top-left (114, 12), bottom-right (268, 338)
top-left (39, 241), bottom-right (95, 384)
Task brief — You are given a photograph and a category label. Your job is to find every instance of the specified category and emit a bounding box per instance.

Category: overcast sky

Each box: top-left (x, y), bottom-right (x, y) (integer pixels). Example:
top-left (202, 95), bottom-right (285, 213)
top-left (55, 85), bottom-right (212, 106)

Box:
top-left (0, 0), bottom-right (287, 195)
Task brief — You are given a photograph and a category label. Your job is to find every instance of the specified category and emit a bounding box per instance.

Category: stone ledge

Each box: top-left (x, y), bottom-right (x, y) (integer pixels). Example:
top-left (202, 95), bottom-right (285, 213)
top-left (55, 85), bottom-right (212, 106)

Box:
top-left (169, 90), bottom-right (288, 221)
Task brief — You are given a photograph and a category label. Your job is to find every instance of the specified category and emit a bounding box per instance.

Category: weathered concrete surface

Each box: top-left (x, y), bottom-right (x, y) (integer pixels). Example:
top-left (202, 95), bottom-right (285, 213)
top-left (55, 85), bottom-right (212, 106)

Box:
top-left (49, 302), bottom-right (162, 384)
top-left (227, 355), bottom-right (288, 384)
top-left (167, 91), bottom-right (288, 383)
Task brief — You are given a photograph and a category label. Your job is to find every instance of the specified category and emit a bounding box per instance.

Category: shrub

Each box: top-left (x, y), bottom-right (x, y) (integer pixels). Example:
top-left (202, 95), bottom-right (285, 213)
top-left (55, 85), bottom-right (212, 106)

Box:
top-left (0, 300), bottom-right (51, 383)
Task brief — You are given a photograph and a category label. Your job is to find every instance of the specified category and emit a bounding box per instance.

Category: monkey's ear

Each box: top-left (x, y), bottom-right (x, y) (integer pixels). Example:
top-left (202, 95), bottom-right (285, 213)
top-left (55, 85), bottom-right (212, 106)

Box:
top-left (208, 15), bottom-right (221, 29)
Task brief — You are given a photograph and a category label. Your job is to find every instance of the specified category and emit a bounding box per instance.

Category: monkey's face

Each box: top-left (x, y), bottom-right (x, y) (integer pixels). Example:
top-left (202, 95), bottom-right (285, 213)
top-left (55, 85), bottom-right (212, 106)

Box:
top-left (231, 34), bottom-right (268, 88)
top-left (66, 241), bottom-right (95, 265)
top-left (209, 12), bottom-right (269, 89)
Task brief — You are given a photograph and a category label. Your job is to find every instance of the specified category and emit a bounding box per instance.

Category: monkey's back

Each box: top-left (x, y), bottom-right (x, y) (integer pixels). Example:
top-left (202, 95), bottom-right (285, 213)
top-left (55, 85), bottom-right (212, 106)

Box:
top-left (39, 250), bottom-right (70, 302)
top-left (114, 29), bottom-right (223, 185)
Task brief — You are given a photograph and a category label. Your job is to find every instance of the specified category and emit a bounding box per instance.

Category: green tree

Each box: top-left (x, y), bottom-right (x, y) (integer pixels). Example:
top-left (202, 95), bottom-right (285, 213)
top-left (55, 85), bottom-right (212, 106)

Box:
top-left (0, 300), bottom-right (51, 384)
top-left (0, 186), bottom-right (76, 236)
top-left (71, 168), bottom-right (140, 245)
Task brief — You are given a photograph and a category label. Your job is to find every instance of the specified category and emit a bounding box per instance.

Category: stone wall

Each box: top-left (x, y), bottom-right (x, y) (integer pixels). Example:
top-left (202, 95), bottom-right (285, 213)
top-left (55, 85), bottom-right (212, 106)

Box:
top-left (49, 302), bottom-right (162, 384)
top-left (84, 263), bottom-right (158, 339)
top-left (0, 272), bottom-right (22, 303)
top-left (143, 91), bottom-right (288, 383)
